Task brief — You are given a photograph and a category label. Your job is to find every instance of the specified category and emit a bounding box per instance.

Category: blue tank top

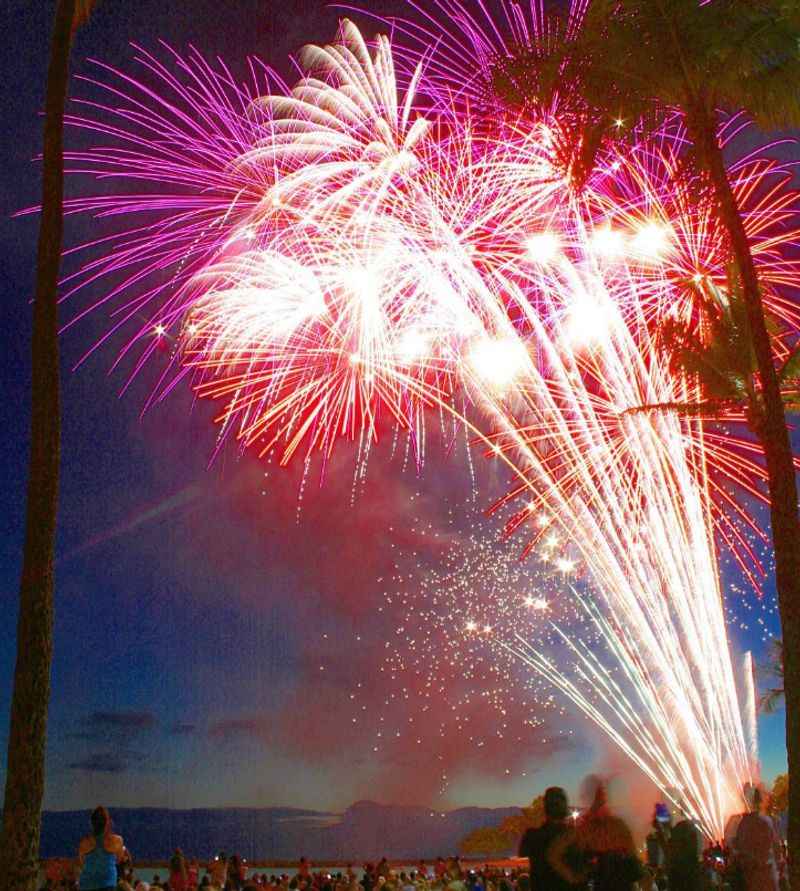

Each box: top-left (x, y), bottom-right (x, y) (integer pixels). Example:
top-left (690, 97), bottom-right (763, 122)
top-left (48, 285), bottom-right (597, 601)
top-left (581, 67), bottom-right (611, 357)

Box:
top-left (79, 832), bottom-right (117, 890)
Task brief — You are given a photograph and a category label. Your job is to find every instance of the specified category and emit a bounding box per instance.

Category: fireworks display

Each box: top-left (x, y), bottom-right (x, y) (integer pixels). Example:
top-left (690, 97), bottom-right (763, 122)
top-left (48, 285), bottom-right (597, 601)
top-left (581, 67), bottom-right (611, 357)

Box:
top-left (53, 1), bottom-right (800, 838)
top-left (368, 514), bottom-right (576, 796)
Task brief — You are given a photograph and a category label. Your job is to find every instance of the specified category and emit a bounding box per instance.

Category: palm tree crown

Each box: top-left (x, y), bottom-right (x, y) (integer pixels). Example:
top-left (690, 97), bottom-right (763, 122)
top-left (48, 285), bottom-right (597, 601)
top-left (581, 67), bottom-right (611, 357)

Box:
top-left (575, 0), bottom-right (800, 133)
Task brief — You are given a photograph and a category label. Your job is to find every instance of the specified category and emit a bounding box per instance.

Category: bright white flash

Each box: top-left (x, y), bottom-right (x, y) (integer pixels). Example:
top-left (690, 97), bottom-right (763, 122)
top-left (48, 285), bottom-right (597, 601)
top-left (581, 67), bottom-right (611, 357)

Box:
top-left (469, 337), bottom-right (529, 389)
top-left (565, 292), bottom-right (615, 346)
top-left (590, 226), bottom-right (625, 258)
top-left (525, 231), bottom-right (561, 264)
top-left (631, 222), bottom-right (672, 260)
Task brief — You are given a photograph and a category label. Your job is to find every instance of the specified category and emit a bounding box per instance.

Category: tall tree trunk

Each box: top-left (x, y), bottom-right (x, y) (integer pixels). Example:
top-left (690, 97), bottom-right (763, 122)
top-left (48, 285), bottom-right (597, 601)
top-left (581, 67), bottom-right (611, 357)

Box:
top-left (688, 104), bottom-right (800, 888)
top-left (0, 2), bottom-right (75, 889)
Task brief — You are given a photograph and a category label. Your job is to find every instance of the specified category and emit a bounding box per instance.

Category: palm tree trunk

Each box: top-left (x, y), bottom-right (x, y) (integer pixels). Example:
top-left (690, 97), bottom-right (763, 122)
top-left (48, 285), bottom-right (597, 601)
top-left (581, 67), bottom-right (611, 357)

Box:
top-left (0, 2), bottom-right (75, 889)
top-left (688, 104), bottom-right (800, 887)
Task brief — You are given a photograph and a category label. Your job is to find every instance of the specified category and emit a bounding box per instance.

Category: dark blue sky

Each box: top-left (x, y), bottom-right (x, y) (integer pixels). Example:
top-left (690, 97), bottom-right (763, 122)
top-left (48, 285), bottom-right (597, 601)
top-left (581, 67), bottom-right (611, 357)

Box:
top-left (0, 0), bottom-right (787, 818)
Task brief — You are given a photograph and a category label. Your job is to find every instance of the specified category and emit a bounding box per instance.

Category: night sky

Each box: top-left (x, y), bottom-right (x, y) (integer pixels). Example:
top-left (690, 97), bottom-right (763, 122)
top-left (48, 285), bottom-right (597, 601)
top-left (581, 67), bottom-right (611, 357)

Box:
top-left (0, 0), bottom-right (788, 818)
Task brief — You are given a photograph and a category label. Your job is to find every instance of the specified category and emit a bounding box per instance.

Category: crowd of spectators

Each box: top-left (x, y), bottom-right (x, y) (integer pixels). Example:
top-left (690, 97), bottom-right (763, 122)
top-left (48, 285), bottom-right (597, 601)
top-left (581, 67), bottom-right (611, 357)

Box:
top-left (39, 782), bottom-right (788, 891)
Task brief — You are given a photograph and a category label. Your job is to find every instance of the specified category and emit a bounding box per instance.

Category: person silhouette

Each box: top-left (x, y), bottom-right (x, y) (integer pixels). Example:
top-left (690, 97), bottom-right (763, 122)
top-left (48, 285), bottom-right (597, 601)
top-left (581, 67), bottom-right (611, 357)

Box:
top-left (731, 786), bottom-right (784, 891)
top-left (548, 782), bottom-right (643, 891)
top-left (519, 787), bottom-right (584, 891)
top-left (77, 806), bottom-right (127, 891)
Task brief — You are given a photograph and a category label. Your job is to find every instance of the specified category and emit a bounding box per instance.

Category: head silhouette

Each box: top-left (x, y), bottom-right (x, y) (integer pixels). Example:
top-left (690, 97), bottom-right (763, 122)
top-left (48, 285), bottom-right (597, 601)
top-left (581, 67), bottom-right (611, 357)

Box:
top-left (90, 806), bottom-right (110, 836)
top-left (543, 787), bottom-right (569, 821)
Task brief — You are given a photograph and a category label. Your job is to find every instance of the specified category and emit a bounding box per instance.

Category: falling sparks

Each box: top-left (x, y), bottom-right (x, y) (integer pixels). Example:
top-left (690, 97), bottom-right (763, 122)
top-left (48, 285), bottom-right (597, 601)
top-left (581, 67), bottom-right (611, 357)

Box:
top-left (363, 516), bottom-right (577, 796)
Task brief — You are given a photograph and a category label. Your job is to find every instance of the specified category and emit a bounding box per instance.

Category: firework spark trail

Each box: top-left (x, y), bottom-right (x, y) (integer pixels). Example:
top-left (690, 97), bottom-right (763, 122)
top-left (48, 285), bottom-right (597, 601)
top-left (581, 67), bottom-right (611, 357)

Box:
top-left (471, 159), bottom-right (766, 836)
top-left (53, 17), bottom-right (800, 837)
top-left (502, 591), bottom-right (723, 826)
top-left (345, 0), bottom-right (591, 111)
top-left (464, 244), bottom-right (754, 837)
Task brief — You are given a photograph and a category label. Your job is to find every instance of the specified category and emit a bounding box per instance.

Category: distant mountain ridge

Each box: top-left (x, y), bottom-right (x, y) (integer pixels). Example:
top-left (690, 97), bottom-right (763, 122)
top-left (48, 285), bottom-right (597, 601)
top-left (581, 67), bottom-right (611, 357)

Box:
top-left (42, 801), bottom-right (522, 861)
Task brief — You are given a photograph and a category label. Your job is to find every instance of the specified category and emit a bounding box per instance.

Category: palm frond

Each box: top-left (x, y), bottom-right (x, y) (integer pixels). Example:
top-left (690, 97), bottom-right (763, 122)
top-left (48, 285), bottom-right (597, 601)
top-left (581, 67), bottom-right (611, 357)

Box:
top-left (761, 637), bottom-right (785, 681)
top-left (779, 342), bottom-right (800, 382)
top-left (759, 687), bottom-right (785, 714)
top-left (621, 399), bottom-right (738, 419)
top-left (758, 638), bottom-right (785, 713)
